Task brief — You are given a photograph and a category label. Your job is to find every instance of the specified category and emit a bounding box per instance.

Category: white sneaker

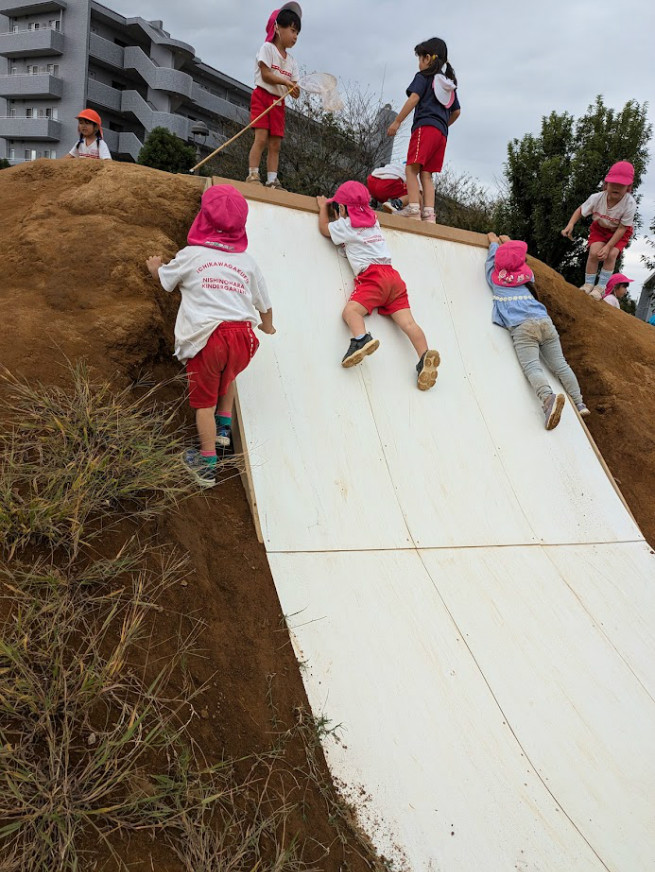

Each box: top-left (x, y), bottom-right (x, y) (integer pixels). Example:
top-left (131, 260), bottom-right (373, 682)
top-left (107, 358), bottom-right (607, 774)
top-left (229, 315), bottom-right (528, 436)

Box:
top-left (579, 282), bottom-right (595, 294)
top-left (421, 207), bottom-right (436, 223)
top-left (589, 287), bottom-right (603, 301)
top-left (398, 204), bottom-right (421, 220)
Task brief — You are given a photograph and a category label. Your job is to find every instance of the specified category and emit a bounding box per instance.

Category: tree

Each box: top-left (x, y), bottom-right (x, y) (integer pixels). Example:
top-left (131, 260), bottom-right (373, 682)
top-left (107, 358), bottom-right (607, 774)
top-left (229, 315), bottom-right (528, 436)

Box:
top-left (137, 126), bottom-right (196, 174)
top-left (203, 85), bottom-right (395, 196)
top-left (0, 158), bottom-right (11, 170)
top-left (496, 97), bottom-right (652, 283)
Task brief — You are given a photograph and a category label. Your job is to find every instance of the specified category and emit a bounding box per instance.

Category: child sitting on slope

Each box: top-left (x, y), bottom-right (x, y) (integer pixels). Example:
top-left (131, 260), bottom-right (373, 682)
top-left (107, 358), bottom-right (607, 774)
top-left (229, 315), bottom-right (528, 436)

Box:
top-left (486, 233), bottom-right (589, 430)
top-left (317, 180), bottom-right (440, 390)
top-left (146, 185), bottom-right (275, 488)
top-left (561, 161), bottom-right (636, 298)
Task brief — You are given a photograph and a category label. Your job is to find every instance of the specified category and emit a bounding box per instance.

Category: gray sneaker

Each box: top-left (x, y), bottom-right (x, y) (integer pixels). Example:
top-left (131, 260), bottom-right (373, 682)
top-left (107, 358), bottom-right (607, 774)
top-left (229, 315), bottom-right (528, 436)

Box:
top-left (341, 333), bottom-right (379, 368)
top-left (543, 393), bottom-right (565, 430)
top-left (576, 402), bottom-right (591, 418)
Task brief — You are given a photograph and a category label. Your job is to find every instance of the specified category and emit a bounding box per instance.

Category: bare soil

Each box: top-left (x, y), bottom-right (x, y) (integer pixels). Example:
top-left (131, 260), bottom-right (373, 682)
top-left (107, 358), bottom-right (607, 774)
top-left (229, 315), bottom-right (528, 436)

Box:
top-left (0, 159), bottom-right (653, 868)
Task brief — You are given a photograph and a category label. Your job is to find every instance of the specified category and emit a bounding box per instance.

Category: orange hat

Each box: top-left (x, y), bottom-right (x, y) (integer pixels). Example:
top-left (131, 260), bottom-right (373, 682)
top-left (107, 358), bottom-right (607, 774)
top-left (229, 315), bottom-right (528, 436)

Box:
top-left (76, 108), bottom-right (103, 135)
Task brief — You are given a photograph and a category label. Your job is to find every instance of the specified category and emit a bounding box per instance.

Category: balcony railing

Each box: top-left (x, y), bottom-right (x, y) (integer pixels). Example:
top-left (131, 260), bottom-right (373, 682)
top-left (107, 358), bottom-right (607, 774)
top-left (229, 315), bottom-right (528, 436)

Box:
top-left (0, 27), bottom-right (64, 57)
top-left (0, 115), bottom-right (61, 140)
top-left (0, 73), bottom-right (63, 98)
top-left (0, 0), bottom-right (66, 15)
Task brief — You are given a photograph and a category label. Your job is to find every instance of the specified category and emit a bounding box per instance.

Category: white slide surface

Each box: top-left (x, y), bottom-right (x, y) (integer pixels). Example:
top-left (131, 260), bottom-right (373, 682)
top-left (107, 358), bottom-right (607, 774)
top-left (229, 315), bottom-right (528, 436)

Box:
top-left (235, 193), bottom-right (655, 871)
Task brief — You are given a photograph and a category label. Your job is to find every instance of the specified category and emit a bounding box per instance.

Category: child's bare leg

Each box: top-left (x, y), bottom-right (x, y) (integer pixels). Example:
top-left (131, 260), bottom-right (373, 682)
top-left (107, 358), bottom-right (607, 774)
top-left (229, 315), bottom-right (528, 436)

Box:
top-left (405, 164), bottom-right (421, 204)
top-left (266, 135), bottom-right (282, 174)
top-left (216, 381), bottom-right (236, 418)
top-left (584, 242), bottom-right (603, 277)
top-left (603, 247), bottom-right (619, 271)
top-left (342, 300), bottom-right (369, 336)
top-left (248, 128), bottom-right (268, 170)
top-left (420, 171), bottom-right (435, 211)
top-left (195, 407), bottom-right (217, 453)
top-left (390, 308), bottom-right (428, 357)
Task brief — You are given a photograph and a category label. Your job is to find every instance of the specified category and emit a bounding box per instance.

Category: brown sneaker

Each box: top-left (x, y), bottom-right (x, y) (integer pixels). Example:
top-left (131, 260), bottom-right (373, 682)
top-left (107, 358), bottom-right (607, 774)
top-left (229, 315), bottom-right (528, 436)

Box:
top-left (245, 171), bottom-right (262, 184)
top-left (543, 393), bottom-right (565, 430)
top-left (265, 177), bottom-right (285, 190)
top-left (416, 349), bottom-right (441, 390)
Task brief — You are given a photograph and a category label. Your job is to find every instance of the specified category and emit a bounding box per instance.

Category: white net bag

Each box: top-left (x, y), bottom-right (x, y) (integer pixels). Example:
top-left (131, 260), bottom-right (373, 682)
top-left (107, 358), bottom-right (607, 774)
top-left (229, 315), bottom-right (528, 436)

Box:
top-left (298, 72), bottom-right (344, 112)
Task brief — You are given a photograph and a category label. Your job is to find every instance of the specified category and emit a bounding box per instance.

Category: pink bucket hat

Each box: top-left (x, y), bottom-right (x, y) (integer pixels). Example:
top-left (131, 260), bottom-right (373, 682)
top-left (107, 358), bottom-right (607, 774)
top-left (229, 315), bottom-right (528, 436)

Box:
top-left (327, 180), bottom-right (376, 228)
top-left (265, 2), bottom-right (302, 42)
top-left (603, 273), bottom-right (633, 298)
top-left (605, 161), bottom-right (634, 186)
top-left (187, 185), bottom-right (248, 253)
top-left (492, 240), bottom-right (534, 288)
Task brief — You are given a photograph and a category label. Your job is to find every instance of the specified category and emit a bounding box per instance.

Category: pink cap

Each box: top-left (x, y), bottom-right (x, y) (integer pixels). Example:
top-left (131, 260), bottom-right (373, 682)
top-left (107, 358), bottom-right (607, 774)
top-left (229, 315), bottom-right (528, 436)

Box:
top-left (605, 161), bottom-right (634, 186)
top-left (265, 2), bottom-right (302, 42)
top-left (187, 185), bottom-right (248, 253)
top-left (326, 180), bottom-right (376, 228)
top-left (603, 273), bottom-right (633, 298)
top-left (491, 240), bottom-right (534, 288)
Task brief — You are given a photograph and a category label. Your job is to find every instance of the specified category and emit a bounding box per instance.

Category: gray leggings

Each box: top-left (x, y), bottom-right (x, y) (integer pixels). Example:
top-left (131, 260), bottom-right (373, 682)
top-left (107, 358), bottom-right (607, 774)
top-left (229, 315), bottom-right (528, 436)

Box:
top-left (509, 318), bottom-right (583, 405)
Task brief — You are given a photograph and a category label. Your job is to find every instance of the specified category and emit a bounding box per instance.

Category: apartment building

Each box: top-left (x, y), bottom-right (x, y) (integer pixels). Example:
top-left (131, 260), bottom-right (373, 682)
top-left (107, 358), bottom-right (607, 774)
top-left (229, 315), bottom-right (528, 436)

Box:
top-left (0, 0), bottom-right (251, 163)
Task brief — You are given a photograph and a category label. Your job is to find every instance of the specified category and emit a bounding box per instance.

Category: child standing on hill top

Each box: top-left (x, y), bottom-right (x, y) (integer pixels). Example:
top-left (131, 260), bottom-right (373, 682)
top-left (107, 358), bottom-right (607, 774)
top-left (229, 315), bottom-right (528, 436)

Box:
top-left (561, 161), bottom-right (636, 298)
top-left (601, 273), bottom-right (633, 308)
top-left (486, 233), bottom-right (590, 430)
top-left (246, 2), bottom-right (301, 190)
top-left (65, 109), bottom-right (111, 160)
top-left (317, 181), bottom-right (440, 390)
top-left (387, 37), bottom-right (460, 223)
top-left (146, 185), bottom-right (275, 489)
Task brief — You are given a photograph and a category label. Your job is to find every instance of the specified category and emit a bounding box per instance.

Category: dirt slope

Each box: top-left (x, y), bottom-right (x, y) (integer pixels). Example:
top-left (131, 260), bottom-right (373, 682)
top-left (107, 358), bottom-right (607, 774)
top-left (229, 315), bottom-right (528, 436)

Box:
top-left (0, 159), bottom-right (654, 867)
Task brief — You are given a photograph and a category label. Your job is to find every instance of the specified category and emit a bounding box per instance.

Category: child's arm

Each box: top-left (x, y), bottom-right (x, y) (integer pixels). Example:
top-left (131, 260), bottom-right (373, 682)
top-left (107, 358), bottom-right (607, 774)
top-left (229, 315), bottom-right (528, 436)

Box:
top-left (316, 196), bottom-right (332, 238)
top-left (258, 308), bottom-right (276, 334)
top-left (387, 93), bottom-right (420, 136)
top-left (598, 224), bottom-right (630, 260)
top-left (448, 109), bottom-right (461, 126)
top-left (146, 255), bottom-right (164, 282)
top-left (258, 62), bottom-right (299, 97)
top-left (561, 206), bottom-right (582, 238)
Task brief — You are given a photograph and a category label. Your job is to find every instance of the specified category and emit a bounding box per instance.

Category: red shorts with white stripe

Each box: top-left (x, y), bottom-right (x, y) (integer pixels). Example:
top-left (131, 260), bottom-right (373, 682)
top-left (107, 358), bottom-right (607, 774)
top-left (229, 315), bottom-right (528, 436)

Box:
top-left (250, 86), bottom-right (286, 137)
top-left (349, 264), bottom-right (410, 316)
top-left (366, 175), bottom-right (407, 202)
top-left (406, 125), bottom-right (447, 173)
top-left (587, 220), bottom-right (632, 251)
top-left (186, 321), bottom-right (259, 409)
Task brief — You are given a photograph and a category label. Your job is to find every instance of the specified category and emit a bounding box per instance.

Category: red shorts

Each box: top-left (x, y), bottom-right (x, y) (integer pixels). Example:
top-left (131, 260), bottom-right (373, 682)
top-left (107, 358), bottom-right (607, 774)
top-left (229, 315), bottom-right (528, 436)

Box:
top-left (349, 264), bottom-right (410, 316)
top-left (250, 86), bottom-right (286, 137)
top-left (186, 321), bottom-right (259, 409)
top-left (588, 220), bottom-right (632, 251)
top-left (406, 125), bottom-right (447, 173)
top-left (366, 175), bottom-right (407, 202)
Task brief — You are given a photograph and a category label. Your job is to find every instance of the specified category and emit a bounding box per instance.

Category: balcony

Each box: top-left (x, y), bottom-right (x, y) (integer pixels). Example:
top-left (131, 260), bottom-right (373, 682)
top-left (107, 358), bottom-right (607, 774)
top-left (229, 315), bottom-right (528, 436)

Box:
top-left (0, 0), bottom-right (66, 14)
top-left (87, 77), bottom-right (121, 111)
top-left (123, 45), bottom-right (193, 98)
top-left (88, 32), bottom-right (124, 69)
top-left (0, 72), bottom-right (63, 98)
top-left (0, 27), bottom-right (64, 57)
top-left (0, 115), bottom-right (61, 140)
top-left (191, 83), bottom-right (249, 125)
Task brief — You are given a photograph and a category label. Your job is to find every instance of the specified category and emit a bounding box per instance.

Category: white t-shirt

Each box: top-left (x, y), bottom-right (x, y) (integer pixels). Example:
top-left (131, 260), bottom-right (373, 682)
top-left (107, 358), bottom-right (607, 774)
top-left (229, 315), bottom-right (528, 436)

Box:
top-left (69, 139), bottom-right (112, 160)
top-left (327, 217), bottom-right (392, 276)
top-left (603, 294), bottom-right (620, 309)
top-left (254, 42), bottom-right (299, 97)
top-left (158, 245), bottom-right (272, 362)
top-left (581, 191), bottom-right (636, 229)
top-left (370, 163), bottom-right (407, 181)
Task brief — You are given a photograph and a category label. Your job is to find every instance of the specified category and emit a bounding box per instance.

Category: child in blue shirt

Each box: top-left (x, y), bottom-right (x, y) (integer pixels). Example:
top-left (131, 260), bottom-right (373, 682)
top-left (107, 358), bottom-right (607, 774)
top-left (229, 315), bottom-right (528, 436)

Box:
top-left (486, 233), bottom-right (589, 430)
top-left (387, 37), bottom-right (460, 223)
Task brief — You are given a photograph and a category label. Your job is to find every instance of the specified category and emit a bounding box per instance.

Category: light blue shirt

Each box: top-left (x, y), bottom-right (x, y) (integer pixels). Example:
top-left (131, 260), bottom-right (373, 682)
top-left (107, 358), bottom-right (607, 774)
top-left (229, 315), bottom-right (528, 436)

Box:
top-left (485, 243), bottom-right (548, 328)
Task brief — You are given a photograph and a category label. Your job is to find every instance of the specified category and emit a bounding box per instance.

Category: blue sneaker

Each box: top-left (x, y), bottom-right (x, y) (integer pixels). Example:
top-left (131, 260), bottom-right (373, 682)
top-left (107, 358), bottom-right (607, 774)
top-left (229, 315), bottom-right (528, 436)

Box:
top-left (181, 448), bottom-right (216, 489)
top-left (215, 423), bottom-right (232, 448)
top-left (576, 402), bottom-right (591, 418)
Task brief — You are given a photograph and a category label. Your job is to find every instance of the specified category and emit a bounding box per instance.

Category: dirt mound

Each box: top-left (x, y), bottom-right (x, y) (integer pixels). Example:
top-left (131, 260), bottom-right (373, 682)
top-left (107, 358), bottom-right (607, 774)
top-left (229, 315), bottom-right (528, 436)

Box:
top-left (0, 159), bottom-right (654, 867)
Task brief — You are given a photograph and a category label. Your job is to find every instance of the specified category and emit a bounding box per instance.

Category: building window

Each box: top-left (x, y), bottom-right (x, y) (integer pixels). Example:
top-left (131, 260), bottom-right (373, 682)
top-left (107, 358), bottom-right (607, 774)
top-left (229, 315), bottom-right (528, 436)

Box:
top-left (26, 107), bottom-right (33, 117)
top-left (47, 63), bottom-right (59, 76)
top-left (24, 149), bottom-right (37, 161)
top-left (8, 148), bottom-right (15, 160)
top-left (43, 149), bottom-right (56, 158)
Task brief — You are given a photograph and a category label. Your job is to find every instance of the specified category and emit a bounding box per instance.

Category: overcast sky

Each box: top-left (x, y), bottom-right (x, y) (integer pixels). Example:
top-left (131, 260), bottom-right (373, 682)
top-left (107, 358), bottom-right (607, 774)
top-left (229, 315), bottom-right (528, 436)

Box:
top-left (118, 0), bottom-right (655, 294)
